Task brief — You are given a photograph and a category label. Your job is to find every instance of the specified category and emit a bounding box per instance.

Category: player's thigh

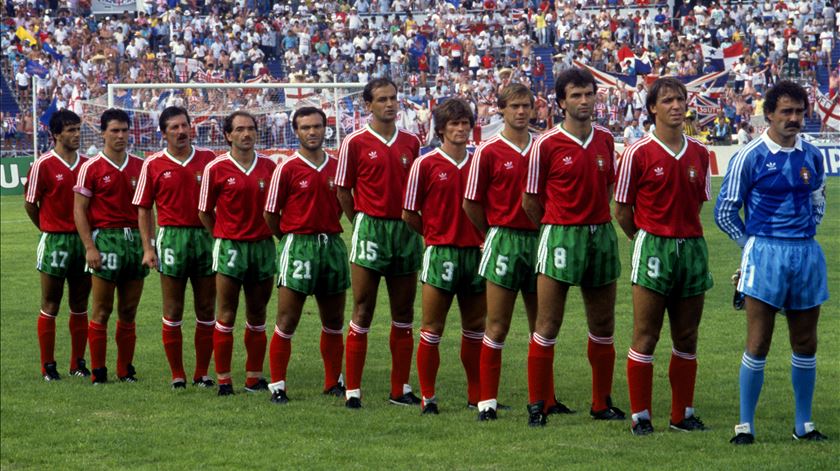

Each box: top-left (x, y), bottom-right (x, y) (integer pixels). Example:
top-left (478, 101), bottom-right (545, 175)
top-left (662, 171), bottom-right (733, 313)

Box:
top-left (66, 272), bottom-right (91, 313)
top-left (350, 263), bottom-right (381, 324)
top-left (315, 290), bottom-right (346, 331)
top-left (666, 293), bottom-right (704, 353)
top-left (630, 284), bottom-right (668, 354)
top-left (275, 286), bottom-right (307, 334)
top-left (786, 306), bottom-right (820, 356)
top-left (385, 271), bottom-right (418, 322)
top-left (484, 281), bottom-right (519, 341)
top-left (39, 272), bottom-right (65, 314)
top-left (744, 296), bottom-right (778, 357)
top-left (535, 274), bottom-right (571, 337)
top-left (190, 275), bottom-right (216, 321)
top-left (115, 278), bottom-right (145, 323)
top-left (421, 283), bottom-right (455, 334)
top-left (243, 276), bottom-right (273, 324)
top-left (215, 273), bottom-right (242, 324)
top-left (90, 275), bottom-right (117, 322)
top-left (581, 281), bottom-right (616, 336)
top-left (160, 274), bottom-right (189, 321)
top-left (456, 290), bottom-right (486, 333)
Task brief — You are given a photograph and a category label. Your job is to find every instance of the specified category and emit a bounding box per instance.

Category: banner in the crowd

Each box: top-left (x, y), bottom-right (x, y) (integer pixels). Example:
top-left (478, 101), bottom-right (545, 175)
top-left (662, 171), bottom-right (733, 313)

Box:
top-left (91, 0), bottom-right (137, 15)
top-left (820, 145), bottom-right (840, 176)
top-left (0, 157), bottom-right (32, 196)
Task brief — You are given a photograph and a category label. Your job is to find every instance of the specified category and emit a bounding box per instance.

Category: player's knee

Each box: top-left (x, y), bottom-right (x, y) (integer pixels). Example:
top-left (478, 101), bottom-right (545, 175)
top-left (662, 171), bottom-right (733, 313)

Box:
top-left (587, 314), bottom-right (614, 337)
top-left (390, 306), bottom-right (414, 324)
top-left (40, 300), bottom-right (61, 316)
top-left (790, 335), bottom-right (817, 357)
top-left (163, 301), bottom-right (185, 320)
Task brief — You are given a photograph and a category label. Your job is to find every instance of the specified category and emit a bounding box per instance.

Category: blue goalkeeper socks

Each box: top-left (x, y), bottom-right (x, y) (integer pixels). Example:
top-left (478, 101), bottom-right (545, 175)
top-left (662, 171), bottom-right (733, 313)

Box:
top-left (791, 353), bottom-right (817, 437)
top-left (738, 352), bottom-right (766, 434)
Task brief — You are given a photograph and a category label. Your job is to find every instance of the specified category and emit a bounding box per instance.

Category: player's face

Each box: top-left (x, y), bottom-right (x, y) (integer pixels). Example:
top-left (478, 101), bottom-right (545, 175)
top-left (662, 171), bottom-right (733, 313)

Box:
top-left (102, 119), bottom-right (129, 154)
top-left (559, 84), bottom-right (595, 123)
top-left (55, 122), bottom-right (81, 152)
top-left (294, 113), bottom-right (326, 152)
top-left (164, 113), bottom-right (192, 153)
top-left (366, 85), bottom-right (399, 124)
top-left (500, 96), bottom-right (533, 131)
top-left (765, 95), bottom-right (805, 144)
top-left (226, 115), bottom-right (257, 152)
top-left (441, 117), bottom-right (472, 146)
top-left (650, 87), bottom-right (687, 129)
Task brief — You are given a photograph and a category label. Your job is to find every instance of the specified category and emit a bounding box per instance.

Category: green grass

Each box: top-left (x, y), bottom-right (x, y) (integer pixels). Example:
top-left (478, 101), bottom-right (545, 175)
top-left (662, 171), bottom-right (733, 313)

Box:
top-left (1, 180), bottom-right (838, 470)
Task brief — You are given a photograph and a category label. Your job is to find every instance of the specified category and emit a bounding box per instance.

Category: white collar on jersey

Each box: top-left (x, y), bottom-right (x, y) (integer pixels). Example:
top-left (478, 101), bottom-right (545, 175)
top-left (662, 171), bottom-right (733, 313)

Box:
top-left (163, 146), bottom-right (195, 167)
top-left (97, 151), bottom-right (130, 171)
top-left (760, 130), bottom-right (803, 154)
top-left (225, 151), bottom-right (258, 175)
top-left (648, 132), bottom-right (687, 160)
top-left (49, 150), bottom-right (81, 170)
top-left (435, 147), bottom-right (470, 169)
top-left (497, 132), bottom-right (533, 155)
top-left (293, 151), bottom-right (329, 171)
top-left (555, 122), bottom-right (594, 149)
top-left (365, 124), bottom-right (399, 147)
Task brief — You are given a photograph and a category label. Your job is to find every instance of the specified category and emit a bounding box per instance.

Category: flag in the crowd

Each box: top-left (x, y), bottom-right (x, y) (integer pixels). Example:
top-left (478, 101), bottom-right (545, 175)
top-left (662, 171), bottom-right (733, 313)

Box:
top-left (701, 41), bottom-right (744, 71)
top-left (815, 89), bottom-right (840, 131)
top-left (573, 60), bottom-right (636, 88)
top-left (472, 119), bottom-right (504, 142)
top-left (283, 86), bottom-right (316, 108)
top-left (42, 42), bottom-right (63, 61)
top-left (4, 116), bottom-right (18, 134)
top-left (680, 70), bottom-right (730, 96)
top-left (25, 60), bottom-right (49, 78)
top-left (15, 26), bottom-right (37, 46)
top-left (39, 98), bottom-right (58, 128)
top-left (616, 46), bottom-right (652, 75)
top-left (687, 93), bottom-right (722, 127)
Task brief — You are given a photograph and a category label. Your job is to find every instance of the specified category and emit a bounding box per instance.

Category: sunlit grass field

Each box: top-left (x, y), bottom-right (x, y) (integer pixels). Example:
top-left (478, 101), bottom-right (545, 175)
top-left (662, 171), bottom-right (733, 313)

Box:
top-left (1, 180), bottom-right (837, 469)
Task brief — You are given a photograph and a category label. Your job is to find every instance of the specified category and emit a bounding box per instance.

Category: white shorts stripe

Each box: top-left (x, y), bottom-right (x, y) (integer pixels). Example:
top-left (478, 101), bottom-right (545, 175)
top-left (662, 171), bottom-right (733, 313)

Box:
top-left (630, 229), bottom-right (647, 284)
top-left (349, 213), bottom-right (363, 261)
top-left (420, 245), bottom-right (433, 283)
top-left (478, 227), bottom-right (498, 276)
top-left (212, 238), bottom-right (221, 272)
top-left (36, 232), bottom-right (48, 271)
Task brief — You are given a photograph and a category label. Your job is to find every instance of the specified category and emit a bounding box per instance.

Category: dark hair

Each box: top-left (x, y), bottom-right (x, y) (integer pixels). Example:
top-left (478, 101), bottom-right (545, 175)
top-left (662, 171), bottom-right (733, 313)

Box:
top-left (159, 106), bottom-right (190, 133)
top-left (763, 80), bottom-right (809, 115)
top-left (223, 110), bottom-right (258, 135)
top-left (49, 109), bottom-right (81, 136)
top-left (362, 78), bottom-right (398, 103)
top-left (291, 106), bottom-right (327, 130)
top-left (554, 68), bottom-right (597, 103)
top-left (497, 83), bottom-right (534, 108)
top-left (100, 108), bottom-right (130, 131)
top-left (645, 77), bottom-right (687, 115)
top-left (432, 98), bottom-right (475, 141)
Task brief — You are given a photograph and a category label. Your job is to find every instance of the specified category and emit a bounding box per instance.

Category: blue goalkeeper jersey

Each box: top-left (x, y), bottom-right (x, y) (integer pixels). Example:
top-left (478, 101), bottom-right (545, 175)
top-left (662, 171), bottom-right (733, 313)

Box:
top-left (715, 132), bottom-right (826, 245)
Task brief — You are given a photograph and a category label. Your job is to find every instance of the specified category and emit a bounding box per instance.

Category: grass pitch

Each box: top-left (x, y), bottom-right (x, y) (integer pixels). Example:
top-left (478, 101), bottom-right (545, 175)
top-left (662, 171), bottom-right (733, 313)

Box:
top-left (1, 180), bottom-right (837, 470)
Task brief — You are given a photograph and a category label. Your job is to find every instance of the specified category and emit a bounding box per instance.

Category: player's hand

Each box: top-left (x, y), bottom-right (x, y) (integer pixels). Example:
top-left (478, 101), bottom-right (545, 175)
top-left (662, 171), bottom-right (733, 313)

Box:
top-left (142, 248), bottom-right (159, 269)
top-left (86, 247), bottom-right (102, 271)
top-left (730, 268), bottom-right (741, 286)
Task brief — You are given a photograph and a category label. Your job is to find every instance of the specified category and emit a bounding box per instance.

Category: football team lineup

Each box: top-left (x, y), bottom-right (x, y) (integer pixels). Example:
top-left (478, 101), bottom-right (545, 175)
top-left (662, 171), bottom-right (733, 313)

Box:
top-left (19, 76), bottom-right (832, 451)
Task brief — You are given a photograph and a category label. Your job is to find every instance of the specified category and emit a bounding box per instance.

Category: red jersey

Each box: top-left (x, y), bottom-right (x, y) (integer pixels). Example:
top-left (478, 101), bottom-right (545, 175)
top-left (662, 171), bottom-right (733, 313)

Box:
top-left (25, 150), bottom-right (88, 233)
top-left (198, 152), bottom-right (275, 242)
top-left (464, 134), bottom-right (536, 230)
top-left (336, 125), bottom-right (421, 219)
top-left (615, 134), bottom-right (711, 238)
top-left (404, 148), bottom-right (484, 247)
top-left (526, 124), bottom-right (616, 225)
top-left (74, 153), bottom-right (144, 229)
top-left (132, 147), bottom-right (217, 227)
top-left (265, 152), bottom-right (343, 235)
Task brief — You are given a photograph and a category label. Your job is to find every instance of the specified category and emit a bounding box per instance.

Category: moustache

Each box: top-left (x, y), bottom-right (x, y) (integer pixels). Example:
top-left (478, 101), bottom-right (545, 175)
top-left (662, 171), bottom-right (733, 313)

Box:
top-left (785, 124), bottom-right (800, 129)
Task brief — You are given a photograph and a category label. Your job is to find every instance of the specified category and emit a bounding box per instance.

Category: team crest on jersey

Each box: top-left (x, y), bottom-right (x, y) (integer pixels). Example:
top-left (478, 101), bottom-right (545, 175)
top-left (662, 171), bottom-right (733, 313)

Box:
top-left (368, 151), bottom-right (378, 160)
top-left (227, 177), bottom-right (236, 185)
top-left (130, 178), bottom-right (137, 189)
top-left (503, 160), bottom-right (514, 170)
top-left (400, 154), bottom-right (409, 167)
top-left (438, 172), bottom-right (449, 181)
top-left (55, 173), bottom-right (64, 182)
top-left (654, 167), bottom-right (665, 176)
top-left (195, 172), bottom-right (202, 182)
top-left (163, 171), bottom-right (172, 179)
top-left (562, 156), bottom-right (573, 166)
top-left (687, 165), bottom-right (697, 182)
top-left (800, 167), bottom-right (811, 185)
top-left (327, 177), bottom-right (335, 189)
top-left (299, 179), bottom-right (309, 189)
top-left (258, 179), bottom-right (266, 190)
top-left (595, 155), bottom-right (606, 171)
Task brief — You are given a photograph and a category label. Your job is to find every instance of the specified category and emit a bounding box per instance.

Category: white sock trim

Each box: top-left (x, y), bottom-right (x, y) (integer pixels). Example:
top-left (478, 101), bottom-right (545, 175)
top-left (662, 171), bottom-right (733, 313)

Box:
top-left (268, 380), bottom-right (286, 394)
top-left (392, 321), bottom-right (413, 329)
top-left (588, 332), bottom-right (614, 345)
top-left (345, 388), bottom-right (361, 400)
top-left (628, 349), bottom-right (654, 363)
top-left (482, 335), bottom-right (504, 349)
top-left (274, 325), bottom-right (293, 339)
top-left (245, 322), bottom-right (266, 332)
top-left (672, 348), bottom-right (697, 361)
top-left (477, 399), bottom-right (497, 412)
top-left (162, 318), bottom-right (182, 328)
top-left (531, 332), bottom-right (556, 347)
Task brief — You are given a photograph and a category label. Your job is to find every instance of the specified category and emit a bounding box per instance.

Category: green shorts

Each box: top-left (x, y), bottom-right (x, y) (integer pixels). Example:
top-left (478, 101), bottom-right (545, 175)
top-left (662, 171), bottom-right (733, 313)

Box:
top-left (349, 213), bottom-right (423, 276)
top-left (89, 228), bottom-right (149, 282)
top-left (212, 238), bottom-right (276, 283)
top-left (630, 230), bottom-right (714, 298)
top-left (478, 227), bottom-right (538, 292)
top-left (535, 223), bottom-right (620, 288)
top-left (420, 245), bottom-right (485, 295)
top-left (156, 226), bottom-right (214, 278)
top-left (276, 233), bottom-right (350, 296)
top-left (36, 232), bottom-right (88, 279)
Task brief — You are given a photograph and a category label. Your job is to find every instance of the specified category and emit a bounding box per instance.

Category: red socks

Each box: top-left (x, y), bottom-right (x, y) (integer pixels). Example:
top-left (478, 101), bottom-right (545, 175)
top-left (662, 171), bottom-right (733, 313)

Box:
top-left (344, 322), bottom-right (369, 392)
top-left (213, 321), bottom-right (234, 384)
top-left (115, 321), bottom-right (136, 378)
top-left (269, 327), bottom-right (292, 384)
top-left (37, 311), bottom-right (56, 371)
top-left (320, 326), bottom-right (344, 390)
top-left (416, 329), bottom-right (441, 400)
top-left (479, 336), bottom-right (504, 405)
top-left (389, 321), bottom-right (414, 399)
top-left (88, 320), bottom-right (107, 374)
top-left (627, 349), bottom-right (654, 419)
top-left (669, 349), bottom-right (698, 424)
top-left (460, 330), bottom-right (483, 405)
top-left (528, 333), bottom-right (556, 408)
top-left (244, 322), bottom-right (267, 386)
top-left (68, 311), bottom-right (88, 370)
top-left (588, 333), bottom-right (616, 411)
top-left (194, 319), bottom-right (215, 380)
top-left (162, 318), bottom-right (185, 381)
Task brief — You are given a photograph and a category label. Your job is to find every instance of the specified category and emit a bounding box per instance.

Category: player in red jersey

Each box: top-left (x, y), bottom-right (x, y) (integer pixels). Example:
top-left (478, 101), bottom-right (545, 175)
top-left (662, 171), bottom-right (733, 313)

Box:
top-left (335, 78), bottom-right (423, 408)
top-left (263, 107), bottom-right (349, 405)
top-left (522, 68), bottom-right (625, 426)
top-left (462, 84), bottom-right (539, 420)
top-left (615, 77), bottom-right (713, 435)
top-left (25, 109), bottom-right (91, 381)
top-left (403, 98), bottom-right (486, 415)
top-left (73, 108), bottom-right (148, 384)
top-left (132, 107), bottom-right (217, 389)
top-left (198, 111), bottom-right (276, 396)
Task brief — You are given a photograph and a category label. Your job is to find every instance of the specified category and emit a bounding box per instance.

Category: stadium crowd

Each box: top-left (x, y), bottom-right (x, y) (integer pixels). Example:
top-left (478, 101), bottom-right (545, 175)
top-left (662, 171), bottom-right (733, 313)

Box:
top-left (2, 0), bottom-right (840, 151)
